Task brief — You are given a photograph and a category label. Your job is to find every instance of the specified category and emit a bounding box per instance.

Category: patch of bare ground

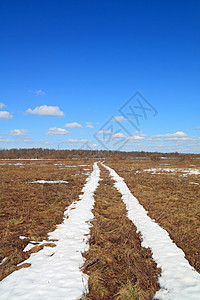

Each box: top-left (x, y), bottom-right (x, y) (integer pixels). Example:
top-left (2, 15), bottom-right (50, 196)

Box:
top-left (0, 159), bottom-right (92, 281)
top-left (106, 157), bottom-right (200, 273)
top-left (82, 164), bottom-right (160, 300)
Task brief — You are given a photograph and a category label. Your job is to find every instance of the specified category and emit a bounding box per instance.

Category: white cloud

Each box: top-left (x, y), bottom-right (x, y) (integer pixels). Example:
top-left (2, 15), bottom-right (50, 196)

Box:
top-left (62, 138), bottom-right (91, 144)
top-left (0, 136), bottom-right (14, 142)
top-left (29, 89), bottom-right (46, 96)
top-left (46, 127), bottom-right (69, 135)
top-left (126, 131), bottom-right (146, 141)
top-left (134, 131), bottom-right (147, 137)
top-left (9, 129), bottom-right (29, 136)
top-left (24, 139), bottom-right (34, 143)
top-left (148, 137), bottom-right (162, 141)
top-left (148, 131), bottom-right (200, 146)
top-left (35, 90), bottom-right (45, 96)
top-left (166, 136), bottom-right (200, 142)
top-left (40, 140), bottom-right (51, 144)
top-left (0, 111), bottom-right (13, 120)
top-left (85, 122), bottom-right (94, 128)
top-left (112, 116), bottom-right (128, 122)
top-left (26, 105), bottom-right (64, 116)
top-left (0, 103), bottom-right (6, 109)
top-left (195, 127), bottom-right (200, 130)
top-left (65, 122), bottom-right (82, 128)
top-left (127, 135), bottom-right (145, 140)
top-left (91, 144), bottom-right (98, 147)
top-left (66, 139), bottom-right (79, 143)
top-left (96, 130), bottom-right (113, 135)
top-left (153, 131), bottom-right (187, 138)
top-left (112, 133), bottom-right (126, 139)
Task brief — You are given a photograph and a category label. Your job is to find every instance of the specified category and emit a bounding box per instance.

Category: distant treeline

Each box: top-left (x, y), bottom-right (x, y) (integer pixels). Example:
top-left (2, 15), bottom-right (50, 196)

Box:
top-left (0, 148), bottom-right (199, 159)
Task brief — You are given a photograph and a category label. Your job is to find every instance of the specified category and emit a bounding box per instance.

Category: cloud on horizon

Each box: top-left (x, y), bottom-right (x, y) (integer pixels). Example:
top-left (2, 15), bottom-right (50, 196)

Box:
top-left (152, 131), bottom-right (187, 139)
top-left (0, 136), bottom-right (14, 142)
top-left (127, 135), bottom-right (145, 140)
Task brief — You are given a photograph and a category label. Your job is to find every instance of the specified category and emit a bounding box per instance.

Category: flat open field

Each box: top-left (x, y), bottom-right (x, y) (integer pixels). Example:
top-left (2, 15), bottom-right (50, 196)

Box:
top-left (0, 156), bottom-right (199, 299)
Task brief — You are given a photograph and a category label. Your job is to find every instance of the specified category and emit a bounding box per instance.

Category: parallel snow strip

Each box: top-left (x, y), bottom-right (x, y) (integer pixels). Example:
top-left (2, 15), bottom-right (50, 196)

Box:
top-left (103, 163), bottom-right (200, 300)
top-left (0, 162), bottom-right (100, 300)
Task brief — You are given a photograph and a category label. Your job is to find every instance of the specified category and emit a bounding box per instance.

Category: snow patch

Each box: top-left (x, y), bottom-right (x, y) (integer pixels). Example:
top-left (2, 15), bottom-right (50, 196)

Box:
top-left (0, 257), bottom-right (8, 265)
top-left (19, 236), bottom-right (27, 240)
top-left (137, 168), bottom-right (200, 176)
top-left (31, 180), bottom-right (68, 184)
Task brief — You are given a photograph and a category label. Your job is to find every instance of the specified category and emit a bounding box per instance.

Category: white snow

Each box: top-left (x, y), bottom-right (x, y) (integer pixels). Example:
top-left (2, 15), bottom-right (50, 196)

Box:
top-left (22, 240), bottom-right (56, 252)
top-left (181, 169), bottom-right (200, 176)
top-left (0, 159), bottom-right (56, 161)
top-left (63, 165), bottom-right (90, 168)
top-left (0, 258), bottom-right (8, 266)
top-left (137, 167), bottom-right (200, 176)
top-left (0, 162), bottom-right (100, 300)
top-left (19, 236), bottom-right (27, 240)
top-left (31, 180), bottom-right (68, 184)
top-left (103, 163), bottom-right (200, 300)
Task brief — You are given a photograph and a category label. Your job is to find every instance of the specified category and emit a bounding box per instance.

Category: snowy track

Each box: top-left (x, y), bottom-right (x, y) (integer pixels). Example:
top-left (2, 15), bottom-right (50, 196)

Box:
top-left (103, 163), bottom-right (200, 300)
top-left (0, 163), bottom-right (100, 300)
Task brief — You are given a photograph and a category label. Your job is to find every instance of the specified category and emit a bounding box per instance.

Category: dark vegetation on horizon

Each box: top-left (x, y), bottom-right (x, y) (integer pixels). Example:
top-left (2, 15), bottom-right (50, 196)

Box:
top-left (0, 148), bottom-right (199, 159)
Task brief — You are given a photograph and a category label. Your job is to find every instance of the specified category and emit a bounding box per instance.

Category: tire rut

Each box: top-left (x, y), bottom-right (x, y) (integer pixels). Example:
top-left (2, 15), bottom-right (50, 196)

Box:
top-left (82, 164), bottom-right (160, 299)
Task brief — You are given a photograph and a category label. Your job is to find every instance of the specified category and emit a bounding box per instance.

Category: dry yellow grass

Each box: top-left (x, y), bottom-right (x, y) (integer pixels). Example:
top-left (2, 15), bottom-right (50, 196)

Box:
top-left (0, 159), bottom-right (93, 280)
top-left (106, 157), bottom-right (200, 273)
top-left (1, 155), bottom-right (199, 298)
top-left (82, 165), bottom-right (160, 299)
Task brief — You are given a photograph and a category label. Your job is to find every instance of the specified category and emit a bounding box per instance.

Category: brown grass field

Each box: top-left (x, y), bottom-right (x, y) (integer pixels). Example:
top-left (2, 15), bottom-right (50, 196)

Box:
top-left (105, 157), bottom-right (200, 274)
top-left (0, 159), bottom-right (93, 281)
top-left (0, 156), bottom-right (199, 299)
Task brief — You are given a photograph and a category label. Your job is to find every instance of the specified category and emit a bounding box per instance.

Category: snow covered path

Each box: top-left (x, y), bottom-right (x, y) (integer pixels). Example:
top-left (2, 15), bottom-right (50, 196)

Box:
top-left (0, 162), bottom-right (100, 300)
top-left (103, 163), bottom-right (200, 300)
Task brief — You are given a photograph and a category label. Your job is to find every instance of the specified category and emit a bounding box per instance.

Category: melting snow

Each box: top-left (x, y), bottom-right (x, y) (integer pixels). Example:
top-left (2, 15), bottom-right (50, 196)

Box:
top-left (31, 180), bottom-right (68, 184)
top-left (0, 162), bottom-right (100, 300)
top-left (0, 258), bottom-right (8, 266)
top-left (137, 168), bottom-right (200, 176)
top-left (103, 163), bottom-right (200, 300)
top-left (19, 236), bottom-right (27, 240)
top-left (22, 240), bottom-right (56, 252)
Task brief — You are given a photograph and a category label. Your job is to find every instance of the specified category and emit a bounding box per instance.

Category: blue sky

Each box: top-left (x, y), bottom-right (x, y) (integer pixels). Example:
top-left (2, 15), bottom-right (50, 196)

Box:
top-left (0, 0), bottom-right (200, 153)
